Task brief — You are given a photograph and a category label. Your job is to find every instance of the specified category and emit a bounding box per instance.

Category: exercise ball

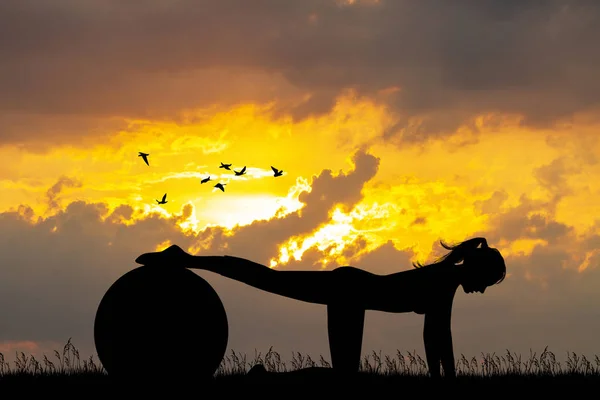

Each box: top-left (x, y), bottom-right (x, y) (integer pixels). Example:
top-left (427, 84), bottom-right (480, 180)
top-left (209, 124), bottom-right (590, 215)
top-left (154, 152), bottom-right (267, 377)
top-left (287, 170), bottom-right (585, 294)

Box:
top-left (94, 264), bottom-right (228, 381)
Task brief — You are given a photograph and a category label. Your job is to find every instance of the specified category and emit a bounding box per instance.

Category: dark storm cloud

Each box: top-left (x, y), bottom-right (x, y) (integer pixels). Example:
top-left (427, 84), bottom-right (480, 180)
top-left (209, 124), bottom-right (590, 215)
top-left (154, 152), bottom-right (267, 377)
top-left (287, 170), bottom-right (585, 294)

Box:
top-left (1, 0), bottom-right (599, 144)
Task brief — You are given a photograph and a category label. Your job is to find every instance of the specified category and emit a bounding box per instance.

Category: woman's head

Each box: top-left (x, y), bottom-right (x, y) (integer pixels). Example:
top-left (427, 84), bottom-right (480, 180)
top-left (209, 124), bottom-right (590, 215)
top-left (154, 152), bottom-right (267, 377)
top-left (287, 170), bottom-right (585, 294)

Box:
top-left (413, 237), bottom-right (506, 293)
top-left (459, 245), bottom-right (506, 293)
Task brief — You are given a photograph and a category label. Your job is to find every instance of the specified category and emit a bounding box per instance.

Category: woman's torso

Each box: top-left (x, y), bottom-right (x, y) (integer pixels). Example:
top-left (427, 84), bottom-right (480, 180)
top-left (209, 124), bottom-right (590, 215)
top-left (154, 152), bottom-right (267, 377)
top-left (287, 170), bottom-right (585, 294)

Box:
top-left (363, 263), bottom-right (459, 314)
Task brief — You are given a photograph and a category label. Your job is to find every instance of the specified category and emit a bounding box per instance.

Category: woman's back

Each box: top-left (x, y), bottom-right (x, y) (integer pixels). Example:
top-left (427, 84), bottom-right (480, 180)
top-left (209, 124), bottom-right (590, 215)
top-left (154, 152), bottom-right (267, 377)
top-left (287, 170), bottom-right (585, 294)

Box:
top-left (362, 263), bottom-right (458, 314)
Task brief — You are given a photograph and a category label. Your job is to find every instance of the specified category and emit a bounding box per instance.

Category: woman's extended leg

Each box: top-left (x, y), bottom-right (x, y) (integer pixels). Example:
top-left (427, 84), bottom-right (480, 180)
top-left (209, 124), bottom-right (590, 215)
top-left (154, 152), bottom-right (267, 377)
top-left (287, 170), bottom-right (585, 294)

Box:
top-left (135, 245), bottom-right (377, 306)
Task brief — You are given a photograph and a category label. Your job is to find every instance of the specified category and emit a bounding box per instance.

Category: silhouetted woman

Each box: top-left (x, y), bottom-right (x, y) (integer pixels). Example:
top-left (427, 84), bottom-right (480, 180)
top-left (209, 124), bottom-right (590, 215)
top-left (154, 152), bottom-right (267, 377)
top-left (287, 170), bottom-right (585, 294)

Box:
top-left (135, 236), bottom-right (506, 379)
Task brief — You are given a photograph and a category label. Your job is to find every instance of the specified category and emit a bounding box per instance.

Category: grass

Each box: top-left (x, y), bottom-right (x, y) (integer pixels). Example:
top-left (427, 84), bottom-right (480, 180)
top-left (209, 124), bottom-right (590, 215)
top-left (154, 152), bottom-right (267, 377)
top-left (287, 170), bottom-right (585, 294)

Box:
top-left (1, 338), bottom-right (599, 388)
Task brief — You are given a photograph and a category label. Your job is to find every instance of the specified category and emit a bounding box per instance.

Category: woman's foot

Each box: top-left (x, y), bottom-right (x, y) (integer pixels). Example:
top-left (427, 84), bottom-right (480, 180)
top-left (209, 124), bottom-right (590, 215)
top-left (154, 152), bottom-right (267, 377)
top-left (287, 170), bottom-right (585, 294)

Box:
top-left (135, 244), bottom-right (190, 266)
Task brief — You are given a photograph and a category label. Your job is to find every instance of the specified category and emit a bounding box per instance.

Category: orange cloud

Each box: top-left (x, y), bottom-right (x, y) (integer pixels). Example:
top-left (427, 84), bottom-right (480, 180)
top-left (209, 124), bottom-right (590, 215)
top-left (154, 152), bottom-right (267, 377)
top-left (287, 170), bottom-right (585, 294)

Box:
top-left (3, 96), bottom-right (600, 274)
top-left (0, 340), bottom-right (39, 354)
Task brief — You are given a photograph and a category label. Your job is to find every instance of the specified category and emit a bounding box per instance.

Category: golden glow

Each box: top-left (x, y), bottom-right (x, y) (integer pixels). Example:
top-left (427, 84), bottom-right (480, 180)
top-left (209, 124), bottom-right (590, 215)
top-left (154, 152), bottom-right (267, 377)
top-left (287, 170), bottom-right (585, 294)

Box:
top-left (271, 207), bottom-right (355, 269)
top-left (1, 92), bottom-right (600, 275)
top-left (271, 202), bottom-right (406, 270)
top-left (500, 238), bottom-right (548, 258)
top-left (178, 202), bottom-right (200, 233)
top-left (155, 240), bottom-right (173, 252)
top-left (0, 94), bottom-right (390, 227)
top-left (578, 249), bottom-right (599, 272)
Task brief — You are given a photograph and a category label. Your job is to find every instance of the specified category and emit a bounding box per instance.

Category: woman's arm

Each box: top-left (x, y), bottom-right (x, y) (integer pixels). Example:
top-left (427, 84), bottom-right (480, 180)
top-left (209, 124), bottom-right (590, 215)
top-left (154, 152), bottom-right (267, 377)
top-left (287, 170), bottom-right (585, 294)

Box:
top-left (439, 328), bottom-right (456, 378)
top-left (423, 305), bottom-right (456, 379)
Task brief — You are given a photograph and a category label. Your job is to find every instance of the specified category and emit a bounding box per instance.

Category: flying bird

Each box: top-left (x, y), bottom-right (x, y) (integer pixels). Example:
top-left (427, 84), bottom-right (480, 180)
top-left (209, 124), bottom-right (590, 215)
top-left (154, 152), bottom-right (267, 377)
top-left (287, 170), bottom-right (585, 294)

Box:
top-left (271, 166), bottom-right (283, 177)
top-left (234, 166), bottom-right (246, 176)
top-left (138, 152), bottom-right (150, 166)
top-left (201, 176), bottom-right (211, 184)
top-left (219, 162), bottom-right (232, 170)
top-left (156, 193), bottom-right (168, 204)
top-left (214, 183), bottom-right (226, 192)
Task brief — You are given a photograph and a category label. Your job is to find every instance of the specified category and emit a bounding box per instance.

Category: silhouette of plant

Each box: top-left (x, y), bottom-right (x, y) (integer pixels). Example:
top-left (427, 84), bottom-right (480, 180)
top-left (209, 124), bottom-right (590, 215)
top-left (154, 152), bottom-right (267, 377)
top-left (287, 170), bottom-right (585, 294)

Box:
top-left (0, 338), bottom-right (104, 377)
top-left (1, 339), bottom-right (600, 381)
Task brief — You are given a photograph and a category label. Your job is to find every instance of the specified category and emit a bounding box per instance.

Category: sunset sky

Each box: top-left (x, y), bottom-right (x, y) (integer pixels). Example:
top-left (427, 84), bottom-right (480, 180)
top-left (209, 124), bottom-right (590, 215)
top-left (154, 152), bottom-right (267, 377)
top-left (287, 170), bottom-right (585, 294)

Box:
top-left (2, 0), bottom-right (600, 368)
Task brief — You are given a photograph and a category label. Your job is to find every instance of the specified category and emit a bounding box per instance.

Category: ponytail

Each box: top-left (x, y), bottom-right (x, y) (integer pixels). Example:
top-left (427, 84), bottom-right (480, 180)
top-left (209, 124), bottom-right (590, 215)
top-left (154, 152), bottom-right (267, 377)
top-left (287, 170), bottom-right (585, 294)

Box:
top-left (413, 237), bottom-right (489, 268)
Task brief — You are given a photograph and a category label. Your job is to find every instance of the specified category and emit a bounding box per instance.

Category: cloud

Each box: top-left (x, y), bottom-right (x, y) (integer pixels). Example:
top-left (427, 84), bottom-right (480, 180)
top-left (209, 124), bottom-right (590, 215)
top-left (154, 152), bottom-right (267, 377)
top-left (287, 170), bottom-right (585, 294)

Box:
top-left (534, 156), bottom-right (583, 198)
top-left (190, 149), bottom-right (380, 265)
top-left (474, 190), bottom-right (509, 215)
top-left (45, 175), bottom-right (83, 213)
top-left (0, 200), bottom-right (193, 351)
top-left (2, 1), bottom-right (600, 145)
top-left (350, 239), bottom-right (415, 275)
top-left (485, 196), bottom-right (573, 244)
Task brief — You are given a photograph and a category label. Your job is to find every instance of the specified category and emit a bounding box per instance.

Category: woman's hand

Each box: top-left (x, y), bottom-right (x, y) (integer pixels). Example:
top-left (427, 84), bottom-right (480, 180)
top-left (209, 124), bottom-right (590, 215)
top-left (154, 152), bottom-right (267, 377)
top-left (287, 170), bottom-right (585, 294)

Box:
top-left (135, 244), bottom-right (191, 267)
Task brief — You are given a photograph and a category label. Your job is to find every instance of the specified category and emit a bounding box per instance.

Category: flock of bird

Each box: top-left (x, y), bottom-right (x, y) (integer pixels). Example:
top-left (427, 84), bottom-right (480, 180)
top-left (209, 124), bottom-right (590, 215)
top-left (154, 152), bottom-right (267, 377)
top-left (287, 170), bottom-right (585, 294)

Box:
top-left (137, 152), bottom-right (284, 205)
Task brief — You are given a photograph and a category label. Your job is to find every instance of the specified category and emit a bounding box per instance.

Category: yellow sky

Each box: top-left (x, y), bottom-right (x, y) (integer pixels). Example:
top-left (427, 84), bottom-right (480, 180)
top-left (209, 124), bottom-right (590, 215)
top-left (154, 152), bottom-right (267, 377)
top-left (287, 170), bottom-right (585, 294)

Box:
top-left (2, 94), bottom-right (600, 269)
